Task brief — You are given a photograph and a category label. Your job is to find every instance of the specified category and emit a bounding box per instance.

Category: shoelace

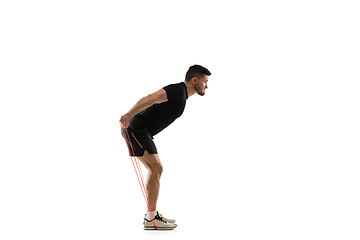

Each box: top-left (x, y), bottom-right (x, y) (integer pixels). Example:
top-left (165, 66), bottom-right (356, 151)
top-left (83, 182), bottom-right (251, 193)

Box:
top-left (155, 214), bottom-right (167, 223)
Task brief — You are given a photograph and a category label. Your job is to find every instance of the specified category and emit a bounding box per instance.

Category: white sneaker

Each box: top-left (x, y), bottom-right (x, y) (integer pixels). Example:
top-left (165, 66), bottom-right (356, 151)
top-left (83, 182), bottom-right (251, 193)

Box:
top-left (143, 212), bottom-right (177, 230)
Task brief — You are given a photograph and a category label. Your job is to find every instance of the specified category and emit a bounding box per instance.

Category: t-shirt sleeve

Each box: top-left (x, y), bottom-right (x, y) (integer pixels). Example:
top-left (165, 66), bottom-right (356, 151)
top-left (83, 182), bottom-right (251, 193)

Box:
top-left (163, 84), bottom-right (186, 101)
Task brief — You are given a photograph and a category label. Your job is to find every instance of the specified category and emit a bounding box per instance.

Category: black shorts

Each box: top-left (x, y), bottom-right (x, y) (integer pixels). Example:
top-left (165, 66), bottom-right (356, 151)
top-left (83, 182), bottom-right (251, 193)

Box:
top-left (121, 117), bottom-right (157, 157)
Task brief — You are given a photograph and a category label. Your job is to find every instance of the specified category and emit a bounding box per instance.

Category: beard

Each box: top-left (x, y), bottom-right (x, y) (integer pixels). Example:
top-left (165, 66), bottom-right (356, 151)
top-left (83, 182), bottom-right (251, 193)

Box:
top-left (195, 84), bottom-right (205, 96)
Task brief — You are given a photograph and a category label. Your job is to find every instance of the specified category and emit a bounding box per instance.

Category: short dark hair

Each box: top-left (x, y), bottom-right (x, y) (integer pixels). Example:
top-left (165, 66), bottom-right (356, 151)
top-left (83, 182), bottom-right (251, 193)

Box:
top-left (185, 64), bottom-right (211, 82)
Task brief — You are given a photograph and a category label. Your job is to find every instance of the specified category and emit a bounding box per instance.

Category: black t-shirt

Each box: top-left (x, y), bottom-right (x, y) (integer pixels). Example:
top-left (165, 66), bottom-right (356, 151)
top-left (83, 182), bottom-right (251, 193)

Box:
top-left (135, 82), bottom-right (188, 136)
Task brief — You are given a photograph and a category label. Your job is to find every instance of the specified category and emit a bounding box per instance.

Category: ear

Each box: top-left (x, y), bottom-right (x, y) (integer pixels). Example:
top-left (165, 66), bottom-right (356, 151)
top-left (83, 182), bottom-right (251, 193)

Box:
top-left (191, 77), bottom-right (197, 83)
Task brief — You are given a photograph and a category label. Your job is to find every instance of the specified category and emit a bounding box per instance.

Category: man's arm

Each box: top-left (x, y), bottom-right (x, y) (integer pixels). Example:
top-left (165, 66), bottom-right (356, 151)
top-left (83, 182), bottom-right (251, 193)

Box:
top-left (119, 89), bottom-right (167, 128)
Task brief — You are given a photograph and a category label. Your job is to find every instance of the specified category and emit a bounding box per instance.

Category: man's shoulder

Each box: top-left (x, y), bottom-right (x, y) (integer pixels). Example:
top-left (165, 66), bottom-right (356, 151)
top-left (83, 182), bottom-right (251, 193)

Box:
top-left (163, 82), bottom-right (185, 88)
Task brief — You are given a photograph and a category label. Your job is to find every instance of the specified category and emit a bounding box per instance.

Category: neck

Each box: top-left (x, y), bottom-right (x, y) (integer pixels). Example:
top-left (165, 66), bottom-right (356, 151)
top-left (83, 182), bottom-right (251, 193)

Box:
top-left (184, 81), bottom-right (196, 97)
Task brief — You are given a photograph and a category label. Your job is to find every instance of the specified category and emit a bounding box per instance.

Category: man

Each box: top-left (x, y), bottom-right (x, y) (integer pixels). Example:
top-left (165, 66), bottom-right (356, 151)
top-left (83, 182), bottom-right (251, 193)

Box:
top-left (119, 64), bottom-right (211, 230)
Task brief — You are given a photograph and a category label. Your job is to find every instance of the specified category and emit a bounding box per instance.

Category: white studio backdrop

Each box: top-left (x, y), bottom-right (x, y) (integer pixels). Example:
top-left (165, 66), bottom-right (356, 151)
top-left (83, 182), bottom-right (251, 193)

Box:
top-left (1, 0), bottom-right (359, 239)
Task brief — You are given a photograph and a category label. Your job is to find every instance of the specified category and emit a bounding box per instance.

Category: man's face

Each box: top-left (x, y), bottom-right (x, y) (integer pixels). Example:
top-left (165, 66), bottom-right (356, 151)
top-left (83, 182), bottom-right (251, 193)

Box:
top-left (194, 75), bottom-right (208, 96)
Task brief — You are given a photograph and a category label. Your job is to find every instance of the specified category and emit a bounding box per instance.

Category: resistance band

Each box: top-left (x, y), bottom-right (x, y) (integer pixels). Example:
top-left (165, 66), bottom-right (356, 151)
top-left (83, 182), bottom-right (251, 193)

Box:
top-left (119, 121), bottom-right (157, 229)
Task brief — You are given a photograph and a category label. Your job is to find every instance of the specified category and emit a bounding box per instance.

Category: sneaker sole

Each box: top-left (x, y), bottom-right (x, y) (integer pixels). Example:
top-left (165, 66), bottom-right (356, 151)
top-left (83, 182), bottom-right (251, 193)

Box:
top-left (144, 225), bottom-right (177, 231)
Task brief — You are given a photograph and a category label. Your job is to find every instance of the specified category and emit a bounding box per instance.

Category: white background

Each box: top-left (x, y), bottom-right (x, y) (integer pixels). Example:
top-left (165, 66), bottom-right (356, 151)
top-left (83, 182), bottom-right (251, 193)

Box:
top-left (1, 0), bottom-right (359, 239)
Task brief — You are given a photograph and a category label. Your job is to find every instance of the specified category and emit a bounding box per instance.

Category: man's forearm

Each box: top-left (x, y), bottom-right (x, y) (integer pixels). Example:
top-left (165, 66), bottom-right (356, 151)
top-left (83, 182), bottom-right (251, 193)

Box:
top-left (126, 95), bottom-right (155, 119)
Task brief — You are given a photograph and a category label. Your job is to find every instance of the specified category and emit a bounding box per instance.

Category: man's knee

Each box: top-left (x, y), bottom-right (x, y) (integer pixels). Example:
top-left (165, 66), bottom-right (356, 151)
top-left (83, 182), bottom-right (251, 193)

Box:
top-left (150, 163), bottom-right (163, 176)
top-left (139, 152), bottom-right (163, 176)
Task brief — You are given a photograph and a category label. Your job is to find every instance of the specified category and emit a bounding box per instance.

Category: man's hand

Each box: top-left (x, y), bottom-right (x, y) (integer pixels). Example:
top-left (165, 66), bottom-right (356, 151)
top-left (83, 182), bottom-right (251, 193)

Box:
top-left (119, 113), bottom-right (131, 128)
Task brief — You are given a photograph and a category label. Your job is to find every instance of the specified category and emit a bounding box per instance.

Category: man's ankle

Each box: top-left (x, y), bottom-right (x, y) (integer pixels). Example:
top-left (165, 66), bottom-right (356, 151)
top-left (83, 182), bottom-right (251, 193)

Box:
top-left (145, 210), bottom-right (157, 220)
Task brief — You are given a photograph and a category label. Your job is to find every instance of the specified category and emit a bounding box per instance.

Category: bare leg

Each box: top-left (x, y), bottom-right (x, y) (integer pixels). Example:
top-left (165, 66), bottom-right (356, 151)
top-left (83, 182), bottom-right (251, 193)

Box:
top-left (137, 150), bottom-right (163, 211)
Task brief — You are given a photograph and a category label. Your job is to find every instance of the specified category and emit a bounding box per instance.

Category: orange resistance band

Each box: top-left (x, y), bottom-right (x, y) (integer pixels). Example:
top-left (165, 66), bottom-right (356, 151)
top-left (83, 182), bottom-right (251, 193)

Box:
top-left (119, 121), bottom-right (157, 230)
